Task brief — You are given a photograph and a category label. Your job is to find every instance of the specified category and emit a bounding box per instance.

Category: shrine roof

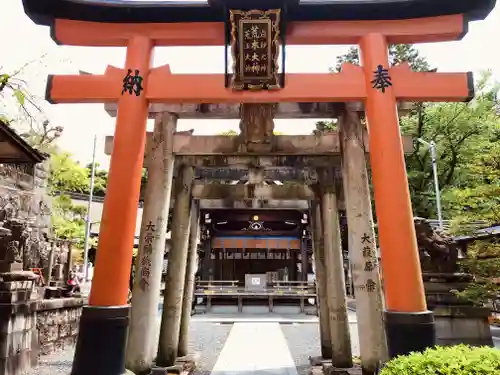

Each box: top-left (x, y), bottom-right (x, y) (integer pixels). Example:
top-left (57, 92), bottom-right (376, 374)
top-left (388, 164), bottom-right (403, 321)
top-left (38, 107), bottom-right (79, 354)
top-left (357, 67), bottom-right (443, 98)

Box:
top-left (23, 0), bottom-right (495, 25)
top-left (0, 121), bottom-right (47, 164)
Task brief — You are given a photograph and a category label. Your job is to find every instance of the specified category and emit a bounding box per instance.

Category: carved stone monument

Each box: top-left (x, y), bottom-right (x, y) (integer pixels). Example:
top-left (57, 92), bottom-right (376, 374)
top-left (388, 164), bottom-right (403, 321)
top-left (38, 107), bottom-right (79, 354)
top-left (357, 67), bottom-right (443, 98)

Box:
top-left (415, 217), bottom-right (459, 274)
top-left (414, 218), bottom-right (493, 347)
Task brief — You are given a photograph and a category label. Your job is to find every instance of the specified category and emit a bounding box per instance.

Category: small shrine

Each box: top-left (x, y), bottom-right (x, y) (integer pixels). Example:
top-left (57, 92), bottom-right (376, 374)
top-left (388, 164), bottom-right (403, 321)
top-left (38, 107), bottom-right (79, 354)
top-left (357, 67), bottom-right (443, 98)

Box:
top-left (0, 121), bottom-right (73, 294)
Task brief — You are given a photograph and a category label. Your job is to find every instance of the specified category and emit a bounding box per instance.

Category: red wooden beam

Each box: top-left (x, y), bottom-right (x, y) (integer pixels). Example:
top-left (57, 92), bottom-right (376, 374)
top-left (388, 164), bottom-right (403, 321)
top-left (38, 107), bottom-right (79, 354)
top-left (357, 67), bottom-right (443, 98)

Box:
top-left (46, 63), bottom-right (473, 105)
top-left (52, 15), bottom-right (466, 47)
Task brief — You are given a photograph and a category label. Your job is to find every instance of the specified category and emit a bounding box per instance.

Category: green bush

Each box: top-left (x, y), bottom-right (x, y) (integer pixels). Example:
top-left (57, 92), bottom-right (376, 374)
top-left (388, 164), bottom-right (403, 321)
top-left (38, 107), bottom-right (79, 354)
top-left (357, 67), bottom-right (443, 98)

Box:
top-left (380, 345), bottom-right (500, 375)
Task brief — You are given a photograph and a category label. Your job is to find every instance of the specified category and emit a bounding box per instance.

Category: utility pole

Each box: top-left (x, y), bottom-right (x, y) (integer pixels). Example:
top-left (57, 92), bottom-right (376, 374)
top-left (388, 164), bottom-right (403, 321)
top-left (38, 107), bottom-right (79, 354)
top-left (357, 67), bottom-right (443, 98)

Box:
top-left (83, 135), bottom-right (97, 282)
top-left (417, 138), bottom-right (443, 230)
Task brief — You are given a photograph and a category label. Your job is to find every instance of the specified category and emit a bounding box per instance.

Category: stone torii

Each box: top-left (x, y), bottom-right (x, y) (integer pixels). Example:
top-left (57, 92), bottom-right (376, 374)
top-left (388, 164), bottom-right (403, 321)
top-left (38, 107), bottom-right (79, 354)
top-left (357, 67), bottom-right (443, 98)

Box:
top-left (104, 101), bottom-right (412, 374)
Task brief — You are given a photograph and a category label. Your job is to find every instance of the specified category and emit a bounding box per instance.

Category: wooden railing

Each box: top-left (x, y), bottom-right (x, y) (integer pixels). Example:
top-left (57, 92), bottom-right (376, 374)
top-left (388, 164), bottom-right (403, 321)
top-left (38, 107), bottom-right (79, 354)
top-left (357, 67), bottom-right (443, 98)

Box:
top-left (194, 280), bottom-right (317, 312)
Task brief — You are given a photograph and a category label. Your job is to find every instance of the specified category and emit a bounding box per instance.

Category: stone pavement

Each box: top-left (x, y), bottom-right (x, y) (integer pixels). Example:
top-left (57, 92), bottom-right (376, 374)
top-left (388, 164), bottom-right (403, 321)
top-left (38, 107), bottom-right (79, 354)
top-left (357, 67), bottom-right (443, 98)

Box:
top-left (210, 323), bottom-right (298, 375)
top-left (23, 311), bottom-right (359, 375)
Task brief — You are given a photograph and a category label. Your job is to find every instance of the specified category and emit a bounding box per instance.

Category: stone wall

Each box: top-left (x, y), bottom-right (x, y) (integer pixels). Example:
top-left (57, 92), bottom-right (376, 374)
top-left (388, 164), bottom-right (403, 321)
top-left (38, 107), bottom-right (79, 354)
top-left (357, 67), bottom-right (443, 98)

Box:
top-left (36, 298), bottom-right (84, 355)
top-left (0, 276), bottom-right (39, 375)
top-left (433, 305), bottom-right (493, 347)
top-left (425, 279), bottom-right (494, 347)
top-left (0, 271), bottom-right (84, 375)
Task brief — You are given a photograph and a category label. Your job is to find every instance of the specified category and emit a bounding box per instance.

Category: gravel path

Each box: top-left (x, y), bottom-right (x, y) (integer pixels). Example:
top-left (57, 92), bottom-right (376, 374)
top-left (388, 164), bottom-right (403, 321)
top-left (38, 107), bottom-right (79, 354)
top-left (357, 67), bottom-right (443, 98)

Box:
top-left (280, 311), bottom-right (360, 375)
top-left (188, 322), bottom-right (233, 375)
top-left (23, 321), bottom-right (232, 375)
top-left (280, 323), bottom-right (321, 375)
top-left (23, 347), bottom-right (74, 375)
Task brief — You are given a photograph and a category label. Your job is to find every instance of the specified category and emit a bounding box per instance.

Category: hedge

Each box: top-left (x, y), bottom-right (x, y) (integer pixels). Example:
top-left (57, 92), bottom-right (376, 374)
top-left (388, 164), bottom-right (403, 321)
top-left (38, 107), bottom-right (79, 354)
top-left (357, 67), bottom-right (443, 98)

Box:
top-left (380, 345), bottom-right (500, 375)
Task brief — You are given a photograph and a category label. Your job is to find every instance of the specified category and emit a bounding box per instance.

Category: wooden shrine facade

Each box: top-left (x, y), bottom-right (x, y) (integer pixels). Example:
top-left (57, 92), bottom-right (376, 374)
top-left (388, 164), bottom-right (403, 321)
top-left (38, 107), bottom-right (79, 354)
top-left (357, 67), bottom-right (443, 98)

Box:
top-left (198, 208), bottom-right (349, 286)
top-left (199, 209), bottom-right (308, 284)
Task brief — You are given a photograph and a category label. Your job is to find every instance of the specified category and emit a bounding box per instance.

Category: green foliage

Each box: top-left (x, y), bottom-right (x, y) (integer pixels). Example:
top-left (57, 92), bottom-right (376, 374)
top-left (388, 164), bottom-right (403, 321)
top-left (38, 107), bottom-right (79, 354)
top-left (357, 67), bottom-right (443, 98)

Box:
top-left (51, 194), bottom-right (90, 249)
top-left (380, 345), bottom-right (500, 375)
top-left (85, 162), bottom-right (108, 197)
top-left (49, 152), bottom-right (110, 197)
top-left (313, 120), bottom-right (337, 135)
top-left (218, 130), bottom-right (284, 136)
top-left (424, 74), bottom-right (500, 305)
top-left (455, 241), bottom-right (500, 306)
top-left (405, 71), bottom-right (500, 218)
top-left (219, 130), bottom-right (239, 136)
top-left (48, 153), bottom-right (108, 248)
top-left (334, 44), bottom-right (432, 73)
top-left (49, 153), bottom-right (90, 195)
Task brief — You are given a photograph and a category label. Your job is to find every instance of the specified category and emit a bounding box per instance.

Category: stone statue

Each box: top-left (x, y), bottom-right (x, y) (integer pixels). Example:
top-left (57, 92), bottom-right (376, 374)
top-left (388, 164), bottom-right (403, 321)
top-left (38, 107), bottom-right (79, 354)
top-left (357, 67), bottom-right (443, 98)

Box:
top-left (415, 217), bottom-right (459, 273)
top-left (238, 103), bottom-right (276, 153)
top-left (5, 241), bottom-right (21, 264)
top-left (0, 194), bottom-right (21, 221)
top-left (0, 219), bottom-right (29, 272)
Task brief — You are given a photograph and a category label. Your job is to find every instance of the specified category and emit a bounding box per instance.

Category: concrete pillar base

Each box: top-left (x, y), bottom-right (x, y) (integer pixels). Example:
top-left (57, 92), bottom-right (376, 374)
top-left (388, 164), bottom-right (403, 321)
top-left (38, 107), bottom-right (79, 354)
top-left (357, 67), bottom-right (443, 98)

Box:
top-left (309, 356), bottom-right (331, 367)
top-left (71, 306), bottom-right (130, 375)
top-left (151, 365), bottom-right (183, 375)
top-left (385, 310), bottom-right (436, 358)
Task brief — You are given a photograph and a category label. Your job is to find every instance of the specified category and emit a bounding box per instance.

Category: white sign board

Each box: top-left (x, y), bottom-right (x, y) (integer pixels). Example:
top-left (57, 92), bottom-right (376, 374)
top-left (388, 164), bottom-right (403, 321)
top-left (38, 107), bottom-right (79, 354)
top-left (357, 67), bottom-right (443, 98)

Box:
top-left (251, 277), bottom-right (261, 285)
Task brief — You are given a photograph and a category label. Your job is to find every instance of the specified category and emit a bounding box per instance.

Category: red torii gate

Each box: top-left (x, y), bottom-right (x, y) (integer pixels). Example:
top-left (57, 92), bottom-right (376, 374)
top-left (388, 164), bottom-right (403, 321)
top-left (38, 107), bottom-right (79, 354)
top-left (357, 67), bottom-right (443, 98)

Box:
top-left (22, 0), bottom-right (494, 374)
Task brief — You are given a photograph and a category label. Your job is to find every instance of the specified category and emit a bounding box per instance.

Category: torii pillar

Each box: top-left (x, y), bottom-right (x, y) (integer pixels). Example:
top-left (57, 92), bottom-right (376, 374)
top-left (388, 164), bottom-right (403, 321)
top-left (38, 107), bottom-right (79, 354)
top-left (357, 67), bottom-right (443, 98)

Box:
top-left (360, 35), bottom-right (436, 357)
top-left (126, 112), bottom-right (176, 374)
top-left (71, 36), bottom-right (152, 375)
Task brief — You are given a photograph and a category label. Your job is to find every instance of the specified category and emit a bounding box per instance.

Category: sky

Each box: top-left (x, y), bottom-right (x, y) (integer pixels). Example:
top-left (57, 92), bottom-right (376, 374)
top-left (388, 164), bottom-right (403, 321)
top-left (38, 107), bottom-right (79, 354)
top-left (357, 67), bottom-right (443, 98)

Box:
top-left (2, 1), bottom-right (500, 169)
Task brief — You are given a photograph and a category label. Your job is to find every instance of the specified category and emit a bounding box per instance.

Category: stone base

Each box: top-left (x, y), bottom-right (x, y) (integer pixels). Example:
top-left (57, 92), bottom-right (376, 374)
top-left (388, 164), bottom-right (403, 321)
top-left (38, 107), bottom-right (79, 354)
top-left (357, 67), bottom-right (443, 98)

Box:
top-left (309, 358), bottom-right (362, 375)
top-left (151, 354), bottom-right (198, 375)
top-left (0, 271), bottom-right (37, 282)
top-left (0, 263), bottom-right (22, 274)
top-left (385, 310), bottom-right (436, 358)
top-left (433, 305), bottom-right (493, 347)
top-left (309, 356), bottom-right (333, 367)
top-left (151, 365), bottom-right (183, 375)
top-left (309, 364), bottom-right (362, 375)
top-left (71, 305), bottom-right (130, 375)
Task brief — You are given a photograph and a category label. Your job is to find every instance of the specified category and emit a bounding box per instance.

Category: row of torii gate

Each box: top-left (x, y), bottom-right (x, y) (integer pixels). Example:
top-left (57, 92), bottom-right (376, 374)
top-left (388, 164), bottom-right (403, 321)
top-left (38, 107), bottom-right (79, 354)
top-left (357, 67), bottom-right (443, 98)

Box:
top-left (105, 101), bottom-right (410, 375)
top-left (62, 35), bottom-right (469, 375)
top-left (21, 0), bottom-right (495, 374)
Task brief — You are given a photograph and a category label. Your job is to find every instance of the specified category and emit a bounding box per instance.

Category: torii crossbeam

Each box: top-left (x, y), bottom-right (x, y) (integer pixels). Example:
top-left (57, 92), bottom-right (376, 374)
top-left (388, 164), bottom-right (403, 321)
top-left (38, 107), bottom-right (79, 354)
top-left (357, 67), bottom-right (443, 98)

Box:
top-left (46, 62), bottom-right (473, 104)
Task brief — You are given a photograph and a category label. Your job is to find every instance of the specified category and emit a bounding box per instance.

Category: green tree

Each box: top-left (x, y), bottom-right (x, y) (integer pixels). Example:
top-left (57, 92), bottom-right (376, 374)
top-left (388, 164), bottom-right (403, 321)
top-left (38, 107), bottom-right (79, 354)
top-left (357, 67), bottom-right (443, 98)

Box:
top-left (325, 46), bottom-right (500, 221)
top-left (85, 162), bottom-right (109, 197)
top-left (444, 138), bottom-right (500, 306)
top-left (49, 152), bottom-right (90, 194)
top-left (404, 72), bottom-right (500, 217)
top-left (334, 44), bottom-right (431, 73)
top-left (51, 194), bottom-right (91, 249)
